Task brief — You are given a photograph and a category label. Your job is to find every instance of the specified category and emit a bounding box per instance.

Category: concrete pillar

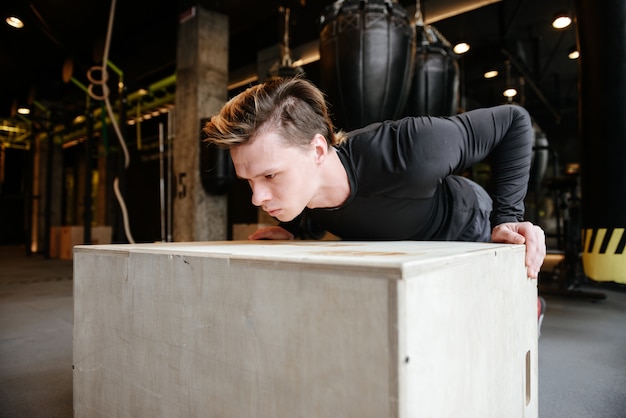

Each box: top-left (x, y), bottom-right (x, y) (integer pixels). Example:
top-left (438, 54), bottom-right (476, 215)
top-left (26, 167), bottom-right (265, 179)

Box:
top-left (576, 0), bottom-right (626, 283)
top-left (173, 6), bottom-right (229, 242)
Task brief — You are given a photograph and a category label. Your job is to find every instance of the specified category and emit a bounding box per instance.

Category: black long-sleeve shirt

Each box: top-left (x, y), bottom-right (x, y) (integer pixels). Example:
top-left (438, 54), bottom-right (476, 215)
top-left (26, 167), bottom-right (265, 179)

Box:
top-left (283, 105), bottom-right (533, 242)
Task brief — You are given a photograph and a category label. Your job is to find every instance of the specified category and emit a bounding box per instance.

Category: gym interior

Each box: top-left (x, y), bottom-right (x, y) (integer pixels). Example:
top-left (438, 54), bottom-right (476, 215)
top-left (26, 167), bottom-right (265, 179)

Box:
top-left (1, 0), bottom-right (625, 416)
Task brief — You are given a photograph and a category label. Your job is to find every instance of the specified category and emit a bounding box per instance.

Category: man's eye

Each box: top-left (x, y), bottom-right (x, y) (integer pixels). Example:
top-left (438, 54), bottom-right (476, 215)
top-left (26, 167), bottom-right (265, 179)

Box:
top-left (265, 173), bottom-right (275, 179)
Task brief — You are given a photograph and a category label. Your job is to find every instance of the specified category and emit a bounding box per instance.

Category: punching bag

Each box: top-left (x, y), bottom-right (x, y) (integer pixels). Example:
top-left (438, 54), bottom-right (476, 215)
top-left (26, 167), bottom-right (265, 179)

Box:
top-left (404, 21), bottom-right (459, 117)
top-left (200, 118), bottom-right (235, 195)
top-left (529, 122), bottom-right (549, 194)
top-left (319, 0), bottom-right (414, 131)
top-left (577, 0), bottom-right (626, 284)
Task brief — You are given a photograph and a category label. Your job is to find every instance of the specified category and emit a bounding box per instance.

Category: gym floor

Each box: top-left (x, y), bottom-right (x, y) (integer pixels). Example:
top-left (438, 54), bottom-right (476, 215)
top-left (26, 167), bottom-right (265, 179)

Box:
top-left (1, 245), bottom-right (625, 417)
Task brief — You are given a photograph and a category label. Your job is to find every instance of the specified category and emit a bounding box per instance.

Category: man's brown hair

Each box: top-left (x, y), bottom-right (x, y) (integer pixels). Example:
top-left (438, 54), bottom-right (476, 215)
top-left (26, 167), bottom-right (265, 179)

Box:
top-left (203, 77), bottom-right (343, 149)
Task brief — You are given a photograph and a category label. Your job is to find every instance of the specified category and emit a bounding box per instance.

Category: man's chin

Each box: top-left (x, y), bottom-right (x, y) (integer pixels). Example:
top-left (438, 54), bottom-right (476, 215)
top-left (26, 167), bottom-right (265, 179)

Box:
top-left (274, 214), bottom-right (291, 222)
top-left (273, 211), bottom-right (297, 223)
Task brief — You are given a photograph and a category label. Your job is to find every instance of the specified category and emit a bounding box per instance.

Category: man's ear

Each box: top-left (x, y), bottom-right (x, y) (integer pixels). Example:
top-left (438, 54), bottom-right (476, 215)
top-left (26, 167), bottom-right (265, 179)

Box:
top-left (311, 134), bottom-right (329, 162)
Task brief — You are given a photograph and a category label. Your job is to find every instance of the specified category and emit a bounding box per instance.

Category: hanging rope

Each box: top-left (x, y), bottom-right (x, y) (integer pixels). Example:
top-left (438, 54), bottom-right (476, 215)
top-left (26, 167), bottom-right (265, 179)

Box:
top-left (86, 0), bottom-right (135, 244)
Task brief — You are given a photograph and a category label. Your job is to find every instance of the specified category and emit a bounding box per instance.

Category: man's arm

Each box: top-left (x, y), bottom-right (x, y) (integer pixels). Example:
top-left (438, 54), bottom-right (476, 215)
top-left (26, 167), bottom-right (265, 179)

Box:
top-left (466, 106), bottom-right (543, 277)
top-left (248, 226), bottom-right (294, 240)
top-left (454, 105), bottom-right (534, 227)
top-left (248, 214), bottom-right (302, 240)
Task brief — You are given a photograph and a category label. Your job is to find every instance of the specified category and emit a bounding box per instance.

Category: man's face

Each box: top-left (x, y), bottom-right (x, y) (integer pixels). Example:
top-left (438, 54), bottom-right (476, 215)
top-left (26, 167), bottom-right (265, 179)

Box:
top-left (230, 132), bottom-right (318, 222)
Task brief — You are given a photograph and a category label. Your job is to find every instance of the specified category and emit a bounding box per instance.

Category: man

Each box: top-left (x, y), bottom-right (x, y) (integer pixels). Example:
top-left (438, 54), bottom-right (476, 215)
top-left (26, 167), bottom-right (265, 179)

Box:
top-left (204, 77), bottom-right (546, 280)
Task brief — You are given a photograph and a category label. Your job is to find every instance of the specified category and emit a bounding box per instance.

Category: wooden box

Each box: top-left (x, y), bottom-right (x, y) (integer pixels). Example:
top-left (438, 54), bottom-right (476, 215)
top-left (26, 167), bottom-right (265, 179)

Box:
top-left (49, 226), bottom-right (61, 258)
top-left (73, 241), bottom-right (537, 417)
top-left (59, 225), bottom-right (112, 260)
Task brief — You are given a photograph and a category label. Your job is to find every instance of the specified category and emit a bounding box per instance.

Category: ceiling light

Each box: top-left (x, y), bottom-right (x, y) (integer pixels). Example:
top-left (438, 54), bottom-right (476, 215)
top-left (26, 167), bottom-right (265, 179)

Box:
top-left (453, 42), bottom-right (470, 55)
top-left (552, 12), bottom-right (572, 29)
top-left (484, 70), bottom-right (499, 79)
top-left (503, 88), bottom-right (518, 98)
top-left (5, 16), bottom-right (24, 29)
top-left (17, 107), bottom-right (30, 115)
top-left (568, 48), bottom-right (580, 60)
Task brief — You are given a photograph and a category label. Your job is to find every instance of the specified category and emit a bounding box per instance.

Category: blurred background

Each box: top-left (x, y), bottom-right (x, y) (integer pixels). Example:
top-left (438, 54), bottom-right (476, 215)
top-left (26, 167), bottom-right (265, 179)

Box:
top-left (0, 0), bottom-right (586, 258)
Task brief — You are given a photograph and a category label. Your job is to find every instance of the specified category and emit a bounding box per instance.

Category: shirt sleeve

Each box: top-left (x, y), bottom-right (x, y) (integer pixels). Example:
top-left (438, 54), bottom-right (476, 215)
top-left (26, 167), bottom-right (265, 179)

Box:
top-left (314, 104), bottom-right (533, 237)
top-left (279, 212), bottom-right (327, 239)
top-left (383, 104), bottom-right (533, 226)
top-left (447, 105), bottom-right (534, 226)
top-left (278, 215), bottom-right (302, 237)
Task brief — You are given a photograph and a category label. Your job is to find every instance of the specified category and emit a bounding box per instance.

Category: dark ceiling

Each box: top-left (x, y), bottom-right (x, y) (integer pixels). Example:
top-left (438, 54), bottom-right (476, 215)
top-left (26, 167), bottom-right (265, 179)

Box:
top-left (1, 0), bottom-right (579, 150)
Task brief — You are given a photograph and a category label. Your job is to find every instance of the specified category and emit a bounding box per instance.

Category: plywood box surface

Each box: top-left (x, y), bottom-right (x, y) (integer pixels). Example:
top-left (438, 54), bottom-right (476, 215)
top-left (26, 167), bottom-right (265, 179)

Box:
top-left (73, 241), bottom-right (537, 418)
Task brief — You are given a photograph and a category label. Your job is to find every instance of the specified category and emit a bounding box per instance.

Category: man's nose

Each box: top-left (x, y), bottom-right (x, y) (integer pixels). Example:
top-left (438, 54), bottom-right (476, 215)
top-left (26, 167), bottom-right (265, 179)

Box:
top-left (250, 183), bottom-right (270, 207)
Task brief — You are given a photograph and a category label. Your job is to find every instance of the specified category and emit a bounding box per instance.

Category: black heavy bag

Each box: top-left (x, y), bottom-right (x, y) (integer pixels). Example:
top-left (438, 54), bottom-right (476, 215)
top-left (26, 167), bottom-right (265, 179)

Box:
top-left (200, 118), bottom-right (235, 195)
top-left (529, 122), bottom-right (549, 193)
top-left (404, 23), bottom-right (459, 117)
top-left (319, 0), bottom-right (414, 131)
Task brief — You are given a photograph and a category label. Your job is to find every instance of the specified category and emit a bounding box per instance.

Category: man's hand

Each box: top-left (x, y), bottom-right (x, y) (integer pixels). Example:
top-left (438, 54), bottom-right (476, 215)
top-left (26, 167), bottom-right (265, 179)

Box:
top-left (492, 221), bottom-right (546, 279)
top-left (248, 226), bottom-right (295, 240)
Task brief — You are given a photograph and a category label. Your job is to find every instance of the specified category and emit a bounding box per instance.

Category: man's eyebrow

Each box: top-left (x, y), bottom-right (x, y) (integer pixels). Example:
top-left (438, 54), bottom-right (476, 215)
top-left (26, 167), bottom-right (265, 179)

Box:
top-left (236, 168), bottom-right (276, 180)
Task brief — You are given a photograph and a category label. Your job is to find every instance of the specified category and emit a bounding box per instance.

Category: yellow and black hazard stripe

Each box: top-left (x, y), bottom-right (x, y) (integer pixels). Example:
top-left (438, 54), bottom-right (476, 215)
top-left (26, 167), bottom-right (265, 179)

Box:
top-left (582, 228), bottom-right (626, 284)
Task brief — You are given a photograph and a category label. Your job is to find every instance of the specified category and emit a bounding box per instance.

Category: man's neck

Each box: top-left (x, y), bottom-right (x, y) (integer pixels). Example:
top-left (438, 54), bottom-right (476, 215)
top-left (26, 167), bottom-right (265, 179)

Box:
top-left (308, 148), bottom-right (350, 209)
